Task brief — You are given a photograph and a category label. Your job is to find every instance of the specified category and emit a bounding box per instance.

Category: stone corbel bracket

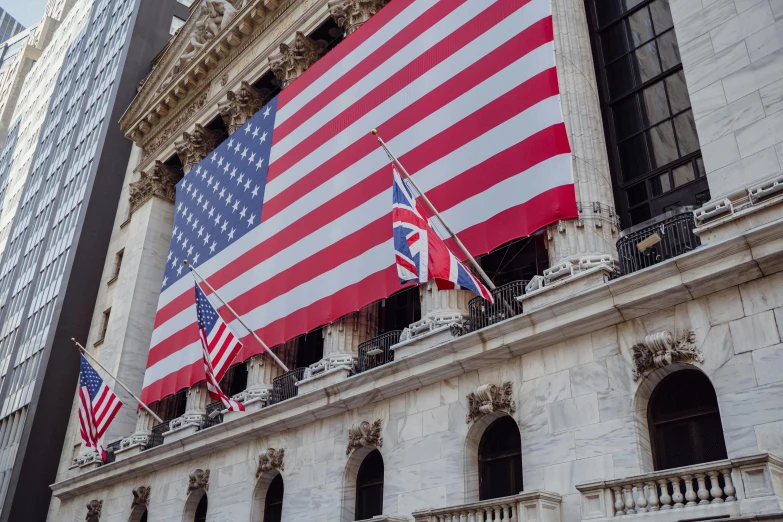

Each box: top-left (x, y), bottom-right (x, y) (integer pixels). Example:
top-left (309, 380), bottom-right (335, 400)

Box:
top-left (257, 448), bottom-right (285, 477)
top-left (632, 330), bottom-right (702, 381)
top-left (85, 499), bottom-right (103, 522)
top-left (466, 382), bottom-right (516, 423)
top-left (346, 419), bottom-right (382, 455)
top-left (187, 468), bottom-right (210, 493)
top-left (131, 485), bottom-right (150, 509)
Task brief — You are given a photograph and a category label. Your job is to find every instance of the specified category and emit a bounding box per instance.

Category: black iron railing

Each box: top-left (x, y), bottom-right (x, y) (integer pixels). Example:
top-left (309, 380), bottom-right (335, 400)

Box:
top-left (357, 330), bottom-right (402, 373)
top-left (269, 367), bottom-right (307, 404)
top-left (201, 401), bottom-right (224, 430)
top-left (466, 280), bottom-right (527, 333)
top-left (617, 207), bottom-right (700, 276)
top-left (146, 420), bottom-right (171, 449)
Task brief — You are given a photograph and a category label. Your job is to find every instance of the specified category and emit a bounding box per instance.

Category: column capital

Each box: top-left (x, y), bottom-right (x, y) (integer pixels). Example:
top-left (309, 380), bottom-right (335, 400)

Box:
top-left (328, 0), bottom-right (388, 36)
top-left (175, 124), bottom-right (222, 172)
top-left (268, 32), bottom-right (326, 89)
top-left (128, 161), bottom-right (182, 214)
top-left (218, 81), bottom-right (266, 135)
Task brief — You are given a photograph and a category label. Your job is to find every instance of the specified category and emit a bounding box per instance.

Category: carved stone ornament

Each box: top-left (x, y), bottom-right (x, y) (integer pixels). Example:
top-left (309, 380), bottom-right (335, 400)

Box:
top-left (346, 419), bottom-right (382, 455)
top-left (256, 448), bottom-right (285, 477)
top-left (328, 0), bottom-right (388, 35)
top-left (466, 382), bottom-right (516, 424)
top-left (128, 161), bottom-right (183, 213)
top-left (268, 32), bottom-right (326, 89)
top-left (188, 468), bottom-right (211, 493)
top-left (131, 486), bottom-right (150, 509)
top-left (175, 124), bottom-right (222, 170)
top-left (85, 499), bottom-right (103, 522)
top-left (632, 330), bottom-right (703, 381)
top-left (142, 91), bottom-right (209, 159)
top-left (219, 81), bottom-right (266, 135)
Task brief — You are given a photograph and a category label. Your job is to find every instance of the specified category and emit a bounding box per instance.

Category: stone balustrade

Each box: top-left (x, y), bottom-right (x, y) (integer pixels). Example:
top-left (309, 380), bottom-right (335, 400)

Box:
top-left (577, 454), bottom-right (783, 521)
top-left (356, 516), bottom-right (408, 522)
top-left (412, 491), bottom-right (562, 522)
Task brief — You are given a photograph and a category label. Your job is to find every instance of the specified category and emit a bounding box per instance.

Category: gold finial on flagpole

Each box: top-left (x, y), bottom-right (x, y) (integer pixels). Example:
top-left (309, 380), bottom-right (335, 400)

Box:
top-left (183, 259), bottom-right (189, 265)
top-left (371, 129), bottom-right (377, 135)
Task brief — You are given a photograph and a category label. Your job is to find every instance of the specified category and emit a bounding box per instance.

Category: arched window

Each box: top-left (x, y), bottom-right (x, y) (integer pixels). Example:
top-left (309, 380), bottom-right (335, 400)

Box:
top-left (355, 449), bottom-right (384, 521)
top-left (194, 495), bottom-right (208, 522)
top-left (264, 474), bottom-right (284, 522)
top-left (648, 369), bottom-right (728, 470)
top-left (479, 416), bottom-right (523, 500)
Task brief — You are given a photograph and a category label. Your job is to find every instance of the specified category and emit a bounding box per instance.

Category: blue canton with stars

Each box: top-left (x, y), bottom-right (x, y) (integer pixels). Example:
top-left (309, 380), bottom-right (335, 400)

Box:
top-left (80, 355), bottom-right (106, 399)
top-left (162, 97), bottom-right (278, 289)
top-left (195, 282), bottom-right (221, 333)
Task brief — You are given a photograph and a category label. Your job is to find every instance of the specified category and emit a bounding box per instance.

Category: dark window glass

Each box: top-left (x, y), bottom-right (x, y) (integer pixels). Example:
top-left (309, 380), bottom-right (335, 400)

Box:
top-left (588, 0), bottom-right (705, 228)
top-left (618, 133), bottom-right (650, 181)
top-left (627, 182), bottom-right (648, 206)
top-left (264, 475), bottom-right (284, 522)
top-left (657, 30), bottom-right (681, 70)
top-left (648, 121), bottom-right (678, 167)
top-left (479, 416), bottom-right (523, 500)
top-left (674, 110), bottom-right (699, 156)
top-left (380, 285), bottom-right (421, 332)
top-left (355, 450), bottom-right (384, 520)
top-left (649, 370), bottom-right (728, 470)
top-left (613, 95), bottom-right (643, 139)
top-left (140, 510), bottom-right (148, 522)
top-left (194, 495), bottom-right (208, 522)
top-left (696, 157), bottom-right (706, 177)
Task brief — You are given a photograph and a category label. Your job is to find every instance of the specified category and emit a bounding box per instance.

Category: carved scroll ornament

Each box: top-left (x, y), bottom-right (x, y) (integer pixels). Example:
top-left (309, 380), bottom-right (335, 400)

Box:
top-left (257, 448), bottom-right (285, 477)
top-left (175, 124), bottom-right (222, 170)
top-left (632, 330), bottom-right (702, 381)
top-left (128, 161), bottom-right (183, 213)
top-left (346, 419), bottom-right (382, 455)
top-left (188, 468), bottom-right (211, 493)
top-left (85, 500), bottom-right (103, 522)
top-left (131, 485), bottom-right (150, 509)
top-left (219, 81), bottom-right (266, 135)
top-left (268, 32), bottom-right (326, 88)
top-left (328, 0), bottom-right (388, 35)
top-left (466, 382), bottom-right (516, 423)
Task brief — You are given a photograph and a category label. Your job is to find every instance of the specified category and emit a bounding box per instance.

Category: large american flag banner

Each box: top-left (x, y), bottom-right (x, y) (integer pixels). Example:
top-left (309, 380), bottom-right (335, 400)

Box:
top-left (78, 355), bottom-right (123, 461)
top-left (142, 0), bottom-right (577, 404)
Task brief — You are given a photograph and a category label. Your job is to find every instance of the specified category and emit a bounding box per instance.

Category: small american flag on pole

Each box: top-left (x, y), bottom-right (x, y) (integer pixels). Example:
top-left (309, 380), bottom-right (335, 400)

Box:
top-left (78, 355), bottom-right (123, 461)
top-left (195, 281), bottom-right (245, 411)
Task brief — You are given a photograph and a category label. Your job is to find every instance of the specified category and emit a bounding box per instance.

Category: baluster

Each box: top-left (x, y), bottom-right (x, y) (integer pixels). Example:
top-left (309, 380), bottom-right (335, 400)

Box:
top-left (671, 478), bottom-right (684, 508)
top-left (721, 469), bottom-right (736, 502)
top-left (468, 509), bottom-right (476, 522)
top-left (510, 504), bottom-right (517, 522)
top-left (634, 483), bottom-right (648, 512)
top-left (646, 480), bottom-right (660, 511)
top-left (708, 470), bottom-right (724, 503)
top-left (657, 479), bottom-right (672, 509)
top-left (461, 510), bottom-right (468, 522)
top-left (485, 508), bottom-right (492, 522)
top-left (624, 486), bottom-right (636, 515)
top-left (502, 504), bottom-right (511, 522)
top-left (683, 475), bottom-right (697, 506)
top-left (695, 473), bottom-right (710, 505)
top-left (612, 486), bottom-right (625, 515)
top-left (494, 506), bottom-right (502, 522)
top-left (476, 508), bottom-right (485, 522)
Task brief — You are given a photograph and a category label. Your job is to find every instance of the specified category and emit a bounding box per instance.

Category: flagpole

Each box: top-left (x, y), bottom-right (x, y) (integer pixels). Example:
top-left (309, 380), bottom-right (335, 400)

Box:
top-left (73, 340), bottom-right (163, 424)
top-left (184, 260), bottom-right (290, 374)
top-left (372, 129), bottom-right (496, 290)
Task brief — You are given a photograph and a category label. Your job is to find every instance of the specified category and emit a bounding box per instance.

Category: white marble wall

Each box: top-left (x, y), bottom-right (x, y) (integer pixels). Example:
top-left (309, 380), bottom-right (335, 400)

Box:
top-left (46, 270), bottom-right (783, 522)
top-left (672, 0), bottom-right (783, 199)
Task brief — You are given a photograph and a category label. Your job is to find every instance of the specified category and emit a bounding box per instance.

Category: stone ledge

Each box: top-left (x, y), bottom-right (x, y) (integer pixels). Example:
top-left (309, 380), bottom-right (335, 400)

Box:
top-left (49, 218), bottom-right (783, 500)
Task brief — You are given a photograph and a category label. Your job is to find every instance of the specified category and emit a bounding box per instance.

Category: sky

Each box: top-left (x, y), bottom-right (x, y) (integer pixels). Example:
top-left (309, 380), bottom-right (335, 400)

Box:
top-left (0, 0), bottom-right (48, 28)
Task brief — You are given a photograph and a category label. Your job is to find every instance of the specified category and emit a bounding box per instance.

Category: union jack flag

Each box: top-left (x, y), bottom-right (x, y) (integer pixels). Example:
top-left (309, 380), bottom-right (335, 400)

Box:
top-left (392, 168), bottom-right (493, 302)
top-left (78, 355), bottom-right (122, 461)
top-left (195, 282), bottom-right (245, 411)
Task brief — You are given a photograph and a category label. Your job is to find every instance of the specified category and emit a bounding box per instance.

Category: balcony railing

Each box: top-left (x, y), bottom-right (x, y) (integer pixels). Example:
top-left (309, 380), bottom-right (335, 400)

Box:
top-left (413, 490), bottom-right (561, 522)
top-left (269, 367), bottom-right (307, 404)
top-left (201, 401), bottom-right (224, 430)
top-left (146, 420), bottom-right (171, 449)
top-left (577, 453), bottom-right (783, 520)
top-left (617, 207), bottom-right (700, 276)
top-left (466, 280), bottom-right (527, 334)
top-left (357, 330), bottom-right (402, 373)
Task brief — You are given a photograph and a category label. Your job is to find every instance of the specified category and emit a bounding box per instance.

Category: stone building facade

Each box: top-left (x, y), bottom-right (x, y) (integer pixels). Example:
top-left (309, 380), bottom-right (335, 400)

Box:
top-left (45, 1), bottom-right (783, 522)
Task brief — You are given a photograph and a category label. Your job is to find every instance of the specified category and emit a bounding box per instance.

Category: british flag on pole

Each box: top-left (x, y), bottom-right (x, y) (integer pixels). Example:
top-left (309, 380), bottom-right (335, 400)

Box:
top-left (142, 0), bottom-right (576, 404)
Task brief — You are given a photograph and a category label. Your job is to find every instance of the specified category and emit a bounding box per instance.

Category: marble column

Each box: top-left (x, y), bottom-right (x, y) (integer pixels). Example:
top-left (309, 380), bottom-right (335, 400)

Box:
top-left (218, 81), bottom-right (266, 135)
top-left (307, 305), bottom-right (378, 377)
top-left (118, 409), bottom-right (156, 455)
top-left (241, 353), bottom-right (283, 404)
top-left (174, 124), bottom-right (222, 173)
top-left (170, 381), bottom-right (210, 431)
top-left (268, 32), bottom-right (326, 89)
top-left (411, 280), bottom-right (472, 337)
top-left (328, 0), bottom-right (389, 36)
top-left (545, 0), bottom-right (618, 274)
